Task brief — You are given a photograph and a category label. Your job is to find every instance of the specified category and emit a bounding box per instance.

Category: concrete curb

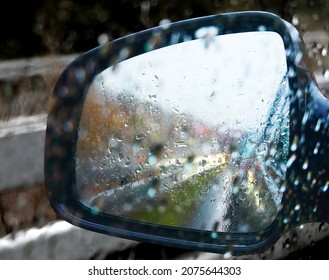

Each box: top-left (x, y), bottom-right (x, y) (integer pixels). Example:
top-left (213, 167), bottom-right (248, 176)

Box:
top-left (0, 115), bottom-right (47, 191)
top-left (0, 220), bottom-right (138, 259)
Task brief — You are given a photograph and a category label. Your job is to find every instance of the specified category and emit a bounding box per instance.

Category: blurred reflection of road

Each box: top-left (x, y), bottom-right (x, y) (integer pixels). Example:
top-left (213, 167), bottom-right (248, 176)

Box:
top-left (84, 153), bottom-right (229, 229)
top-left (190, 167), bottom-right (233, 231)
top-left (79, 149), bottom-right (279, 232)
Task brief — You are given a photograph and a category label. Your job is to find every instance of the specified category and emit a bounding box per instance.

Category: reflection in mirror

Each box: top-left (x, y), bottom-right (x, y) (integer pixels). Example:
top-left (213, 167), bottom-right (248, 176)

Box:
top-left (76, 31), bottom-right (289, 233)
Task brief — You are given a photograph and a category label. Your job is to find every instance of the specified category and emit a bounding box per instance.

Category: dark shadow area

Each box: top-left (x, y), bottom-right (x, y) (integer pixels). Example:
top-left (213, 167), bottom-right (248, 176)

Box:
top-left (92, 242), bottom-right (193, 260)
top-left (5, 0), bottom-right (327, 60)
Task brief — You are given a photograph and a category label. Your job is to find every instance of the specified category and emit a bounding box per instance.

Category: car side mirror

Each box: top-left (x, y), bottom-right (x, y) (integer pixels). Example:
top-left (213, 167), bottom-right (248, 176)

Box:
top-left (45, 11), bottom-right (329, 255)
top-left (76, 30), bottom-right (288, 233)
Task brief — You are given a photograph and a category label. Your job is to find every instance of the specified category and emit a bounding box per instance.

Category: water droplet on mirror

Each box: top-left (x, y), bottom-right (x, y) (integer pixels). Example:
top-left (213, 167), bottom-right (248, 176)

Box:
top-left (119, 48), bottom-right (130, 62)
top-left (174, 142), bottom-right (188, 148)
top-left (292, 15), bottom-right (299, 25)
top-left (147, 155), bottom-right (157, 165)
top-left (148, 94), bottom-right (157, 100)
top-left (256, 25), bottom-right (266, 31)
top-left (288, 67), bottom-right (296, 78)
top-left (223, 251), bottom-right (232, 259)
top-left (158, 205), bottom-right (166, 213)
top-left (313, 141), bottom-right (321, 155)
top-left (118, 153), bottom-right (124, 162)
top-left (211, 232), bottom-right (218, 239)
top-left (323, 68), bottom-right (329, 80)
top-left (302, 112), bottom-right (310, 126)
top-left (195, 26), bottom-right (219, 39)
top-left (133, 144), bottom-right (141, 153)
top-left (231, 151), bottom-right (239, 159)
top-left (315, 119), bottom-right (322, 132)
top-left (63, 121), bottom-right (73, 132)
top-left (183, 163), bottom-right (192, 173)
top-left (302, 160), bottom-right (309, 170)
top-left (283, 238), bottom-right (290, 248)
top-left (307, 171), bottom-right (312, 181)
top-left (159, 19), bottom-right (171, 30)
top-left (174, 205), bottom-right (183, 213)
top-left (124, 161), bottom-right (131, 167)
top-left (109, 137), bottom-right (121, 147)
top-left (322, 48), bottom-right (328, 57)
top-left (146, 205), bottom-right (153, 213)
top-left (286, 48), bottom-right (293, 57)
top-left (239, 196), bottom-right (246, 202)
top-left (91, 206), bottom-right (100, 216)
top-left (287, 154), bottom-right (296, 168)
top-left (97, 33), bottom-right (109, 45)
top-left (75, 68), bottom-right (86, 83)
top-left (232, 187), bottom-right (239, 195)
top-left (123, 203), bottom-right (133, 213)
top-left (174, 159), bottom-right (182, 167)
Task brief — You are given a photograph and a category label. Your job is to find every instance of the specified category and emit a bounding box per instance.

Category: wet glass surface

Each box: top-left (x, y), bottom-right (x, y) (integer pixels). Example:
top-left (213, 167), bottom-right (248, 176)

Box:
top-left (76, 31), bottom-right (289, 232)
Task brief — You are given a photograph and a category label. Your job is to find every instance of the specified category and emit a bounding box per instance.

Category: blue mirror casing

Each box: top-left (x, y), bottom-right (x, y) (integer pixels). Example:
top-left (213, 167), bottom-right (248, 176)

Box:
top-left (44, 11), bottom-right (329, 255)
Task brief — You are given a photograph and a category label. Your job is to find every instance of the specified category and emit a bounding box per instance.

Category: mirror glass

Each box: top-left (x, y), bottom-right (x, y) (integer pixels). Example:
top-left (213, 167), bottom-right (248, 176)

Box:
top-left (75, 31), bottom-right (289, 233)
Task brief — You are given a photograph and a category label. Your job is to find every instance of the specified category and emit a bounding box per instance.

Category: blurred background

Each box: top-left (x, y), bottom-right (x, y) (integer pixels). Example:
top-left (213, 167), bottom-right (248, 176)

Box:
top-left (0, 0), bottom-right (328, 259)
top-left (0, 0), bottom-right (328, 59)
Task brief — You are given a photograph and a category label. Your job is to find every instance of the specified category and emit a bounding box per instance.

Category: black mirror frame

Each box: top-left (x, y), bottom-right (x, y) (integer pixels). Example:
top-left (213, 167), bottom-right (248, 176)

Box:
top-left (44, 11), bottom-right (329, 255)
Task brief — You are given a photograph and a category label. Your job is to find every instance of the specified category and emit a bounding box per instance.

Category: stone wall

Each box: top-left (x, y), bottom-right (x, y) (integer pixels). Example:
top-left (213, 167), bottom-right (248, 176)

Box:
top-left (0, 55), bottom-right (77, 120)
top-left (0, 55), bottom-right (76, 236)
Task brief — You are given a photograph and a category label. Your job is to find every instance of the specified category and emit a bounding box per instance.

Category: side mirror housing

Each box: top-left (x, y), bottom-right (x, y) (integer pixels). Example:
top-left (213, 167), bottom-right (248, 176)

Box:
top-left (45, 11), bottom-right (329, 255)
